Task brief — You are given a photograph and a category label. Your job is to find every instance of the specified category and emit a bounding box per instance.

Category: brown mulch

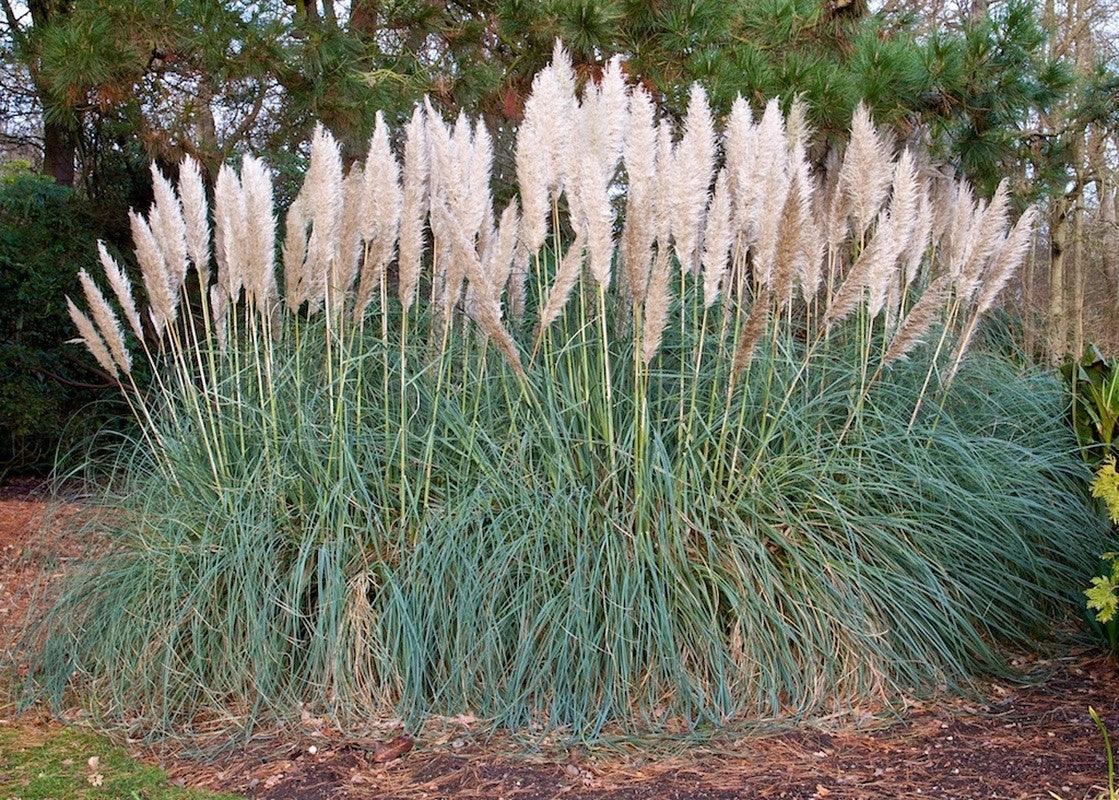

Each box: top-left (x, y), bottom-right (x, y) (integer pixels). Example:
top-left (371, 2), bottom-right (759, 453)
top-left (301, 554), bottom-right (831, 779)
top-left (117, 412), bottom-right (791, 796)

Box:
top-left (0, 486), bottom-right (1115, 800)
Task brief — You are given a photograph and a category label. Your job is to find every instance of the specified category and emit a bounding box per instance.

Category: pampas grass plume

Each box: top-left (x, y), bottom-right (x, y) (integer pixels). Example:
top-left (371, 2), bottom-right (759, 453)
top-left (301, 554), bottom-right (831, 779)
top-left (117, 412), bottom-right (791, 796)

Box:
top-left (883, 274), bottom-right (951, 364)
top-left (839, 103), bottom-right (892, 240)
top-left (725, 96), bottom-right (756, 239)
top-left (974, 205), bottom-right (1036, 315)
top-left (150, 163), bottom-right (189, 289)
top-left (66, 297), bottom-right (118, 378)
top-left (751, 98), bottom-right (788, 286)
top-left (98, 241), bottom-right (143, 340)
top-left (672, 84), bottom-right (716, 273)
top-left (78, 270), bottom-right (131, 374)
top-left (303, 124), bottom-right (344, 312)
top-left (241, 155), bottom-right (277, 310)
top-left (283, 195), bottom-right (309, 310)
top-left (701, 169), bottom-right (733, 308)
top-left (178, 156), bottom-right (211, 284)
top-left (398, 104), bottom-right (429, 310)
top-left (642, 247), bottom-right (672, 364)
top-left (129, 210), bottom-right (176, 336)
top-left (214, 164), bottom-right (247, 302)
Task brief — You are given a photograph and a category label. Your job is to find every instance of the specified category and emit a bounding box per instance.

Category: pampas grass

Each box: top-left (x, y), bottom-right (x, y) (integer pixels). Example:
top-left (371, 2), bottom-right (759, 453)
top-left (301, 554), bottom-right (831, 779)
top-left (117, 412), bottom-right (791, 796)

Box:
top-left (35, 47), bottom-right (1103, 746)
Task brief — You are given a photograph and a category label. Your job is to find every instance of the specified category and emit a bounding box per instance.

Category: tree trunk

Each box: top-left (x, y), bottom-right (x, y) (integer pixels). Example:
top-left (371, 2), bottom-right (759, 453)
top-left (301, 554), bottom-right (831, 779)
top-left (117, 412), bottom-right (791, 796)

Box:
top-left (1071, 203), bottom-right (1084, 358)
top-left (1049, 198), bottom-right (1069, 360)
top-left (42, 118), bottom-right (76, 186)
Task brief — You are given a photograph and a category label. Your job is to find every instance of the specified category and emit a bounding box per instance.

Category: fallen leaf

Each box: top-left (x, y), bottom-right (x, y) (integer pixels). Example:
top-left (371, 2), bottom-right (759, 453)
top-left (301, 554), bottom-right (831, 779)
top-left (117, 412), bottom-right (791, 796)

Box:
top-left (372, 736), bottom-right (414, 763)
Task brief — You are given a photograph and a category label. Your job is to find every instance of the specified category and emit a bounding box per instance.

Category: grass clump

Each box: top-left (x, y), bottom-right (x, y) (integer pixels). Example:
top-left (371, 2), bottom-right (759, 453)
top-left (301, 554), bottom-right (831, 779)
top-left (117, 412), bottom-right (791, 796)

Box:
top-left (25, 44), bottom-right (1108, 741)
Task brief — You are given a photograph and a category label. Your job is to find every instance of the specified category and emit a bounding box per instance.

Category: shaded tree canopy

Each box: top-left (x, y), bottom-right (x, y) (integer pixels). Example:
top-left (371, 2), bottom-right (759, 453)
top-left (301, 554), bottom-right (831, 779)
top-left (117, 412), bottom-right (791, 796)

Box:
top-left (2, 0), bottom-right (1114, 196)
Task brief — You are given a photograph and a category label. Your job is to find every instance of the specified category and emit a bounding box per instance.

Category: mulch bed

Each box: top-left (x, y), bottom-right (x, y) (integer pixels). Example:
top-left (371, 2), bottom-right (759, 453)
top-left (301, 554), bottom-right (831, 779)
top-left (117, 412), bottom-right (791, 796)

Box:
top-left (0, 485), bottom-right (1115, 800)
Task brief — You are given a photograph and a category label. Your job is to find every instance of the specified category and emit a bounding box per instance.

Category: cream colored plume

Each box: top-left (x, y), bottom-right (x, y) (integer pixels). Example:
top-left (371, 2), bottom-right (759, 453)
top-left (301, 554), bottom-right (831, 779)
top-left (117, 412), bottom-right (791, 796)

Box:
top-left (929, 175), bottom-right (957, 247)
top-left (547, 40), bottom-right (577, 192)
top-left (866, 148), bottom-right (918, 318)
top-left (732, 288), bottom-right (771, 379)
top-left (578, 55), bottom-right (629, 178)
top-left (467, 118), bottom-right (494, 241)
top-left (823, 210), bottom-right (890, 329)
top-left (955, 179), bottom-right (1009, 302)
top-left (797, 180), bottom-right (825, 303)
top-left (487, 199), bottom-right (521, 306)
top-left (771, 167), bottom-right (807, 307)
top-left (973, 205), bottom-right (1036, 315)
top-left (303, 124), bottom-right (344, 313)
top-left (240, 155), bottom-right (278, 311)
top-left (672, 84), bottom-right (716, 274)
top-left (448, 218), bottom-right (522, 375)
top-left (898, 185), bottom-right (932, 288)
top-left (642, 247), bottom-right (673, 364)
top-left (516, 76), bottom-right (553, 255)
top-left (942, 180), bottom-right (978, 279)
top-left (209, 285), bottom-right (228, 352)
top-left (398, 104), bottom-right (429, 311)
top-left (578, 154), bottom-right (615, 289)
top-left (282, 195), bottom-right (309, 311)
top-left (354, 113), bottom-right (403, 320)
top-left (149, 163), bottom-right (189, 290)
top-left (129, 210), bottom-right (176, 336)
top-left (751, 98), bottom-right (788, 286)
top-left (839, 103), bottom-right (892, 240)
top-left (361, 112), bottom-right (401, 244)
top-left (654, 121), bottom-right (675, 247)
top-left (701, 169), bottom-right (733, 308)
top-left (178, 156), bottom-right (210, 285)
top-left (66, 298), bottom-right (118, 378)
top-left (785, 95), bottom-right (811, 156)
top-left (883, 274), bottom-right (951, 365)
top-left (537, 236), bottom-right (586, 335)
top-left (821, 146), bottom-right (848, 252)
top-left (97, 241), bottom-right (143, 340)
top-left (336, 167), bottom-right (365, 315)
top-left (725, 97), bottom-right (756, 239)
top-left (213, 163), bottom-right (247, 303)
top-left (622, 84), bottom-right (657, 306)
top-left (78, 270), bottom-right (131, 374)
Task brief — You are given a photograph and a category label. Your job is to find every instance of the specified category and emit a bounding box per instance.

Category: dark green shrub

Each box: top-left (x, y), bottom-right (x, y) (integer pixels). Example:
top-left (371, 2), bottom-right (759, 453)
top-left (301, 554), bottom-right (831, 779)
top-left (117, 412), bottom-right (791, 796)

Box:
top-left (0, 164), bottom-right (122, 475)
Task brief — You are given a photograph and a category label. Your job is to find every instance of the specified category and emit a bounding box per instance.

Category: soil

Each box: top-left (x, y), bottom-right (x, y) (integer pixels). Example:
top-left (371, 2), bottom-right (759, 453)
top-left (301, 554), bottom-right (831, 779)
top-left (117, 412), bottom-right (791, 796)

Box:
top-left (0, 485), bottom-right (1116, 800)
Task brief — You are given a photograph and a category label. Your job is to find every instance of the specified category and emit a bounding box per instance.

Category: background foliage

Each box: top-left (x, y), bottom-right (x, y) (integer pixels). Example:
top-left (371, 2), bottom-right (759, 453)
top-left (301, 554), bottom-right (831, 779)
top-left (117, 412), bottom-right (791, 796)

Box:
top-left (0, 163), bottom-right (125, 474)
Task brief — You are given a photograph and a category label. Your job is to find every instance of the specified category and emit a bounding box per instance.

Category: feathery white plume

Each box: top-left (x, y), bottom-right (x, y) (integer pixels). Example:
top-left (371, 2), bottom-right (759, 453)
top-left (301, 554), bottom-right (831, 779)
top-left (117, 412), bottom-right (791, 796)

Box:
top-left (725, 96), bottom-right (757, 239)
top-left (214, 163), bottom-right (247, 303)
top-left (303, 124), bottom-right (345, 313)
top-left (701, 169), bottom-right (733, 308)
top-left (336, 166), bottom-right (366, 315)
top-left (867, 148), bottom-right (918, 317)
top-left (97, 241), bottom-right (143, 340)
top-left (240, 155), bottom-right (277, 311)
top-left (78, 270), bottom-right (131, 374)
top-left (672, 83), bottom-right (716, 274)
top-left (282, 195), bottom-right (309, 311)
top-left (751, 98), bottom-right (788, 286)
top-left (622, 84), bottom-right (657, 306)
top-left (129, 210), bottom-right (176, 336)
top-left (516, 76), bottom-right (553, 255)
top-left (839, 103), bottom-right (892, 240)
top-left (66, 298), bottom-right (118, 378)
top-left (398, 104), bottom-right (429, 311)
top-left (149, 163), bottom-right (189, 291)
top-left (178, 156), bottom-right (211, 286)
top-left (974, 205), bottom-right (1036, 315)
